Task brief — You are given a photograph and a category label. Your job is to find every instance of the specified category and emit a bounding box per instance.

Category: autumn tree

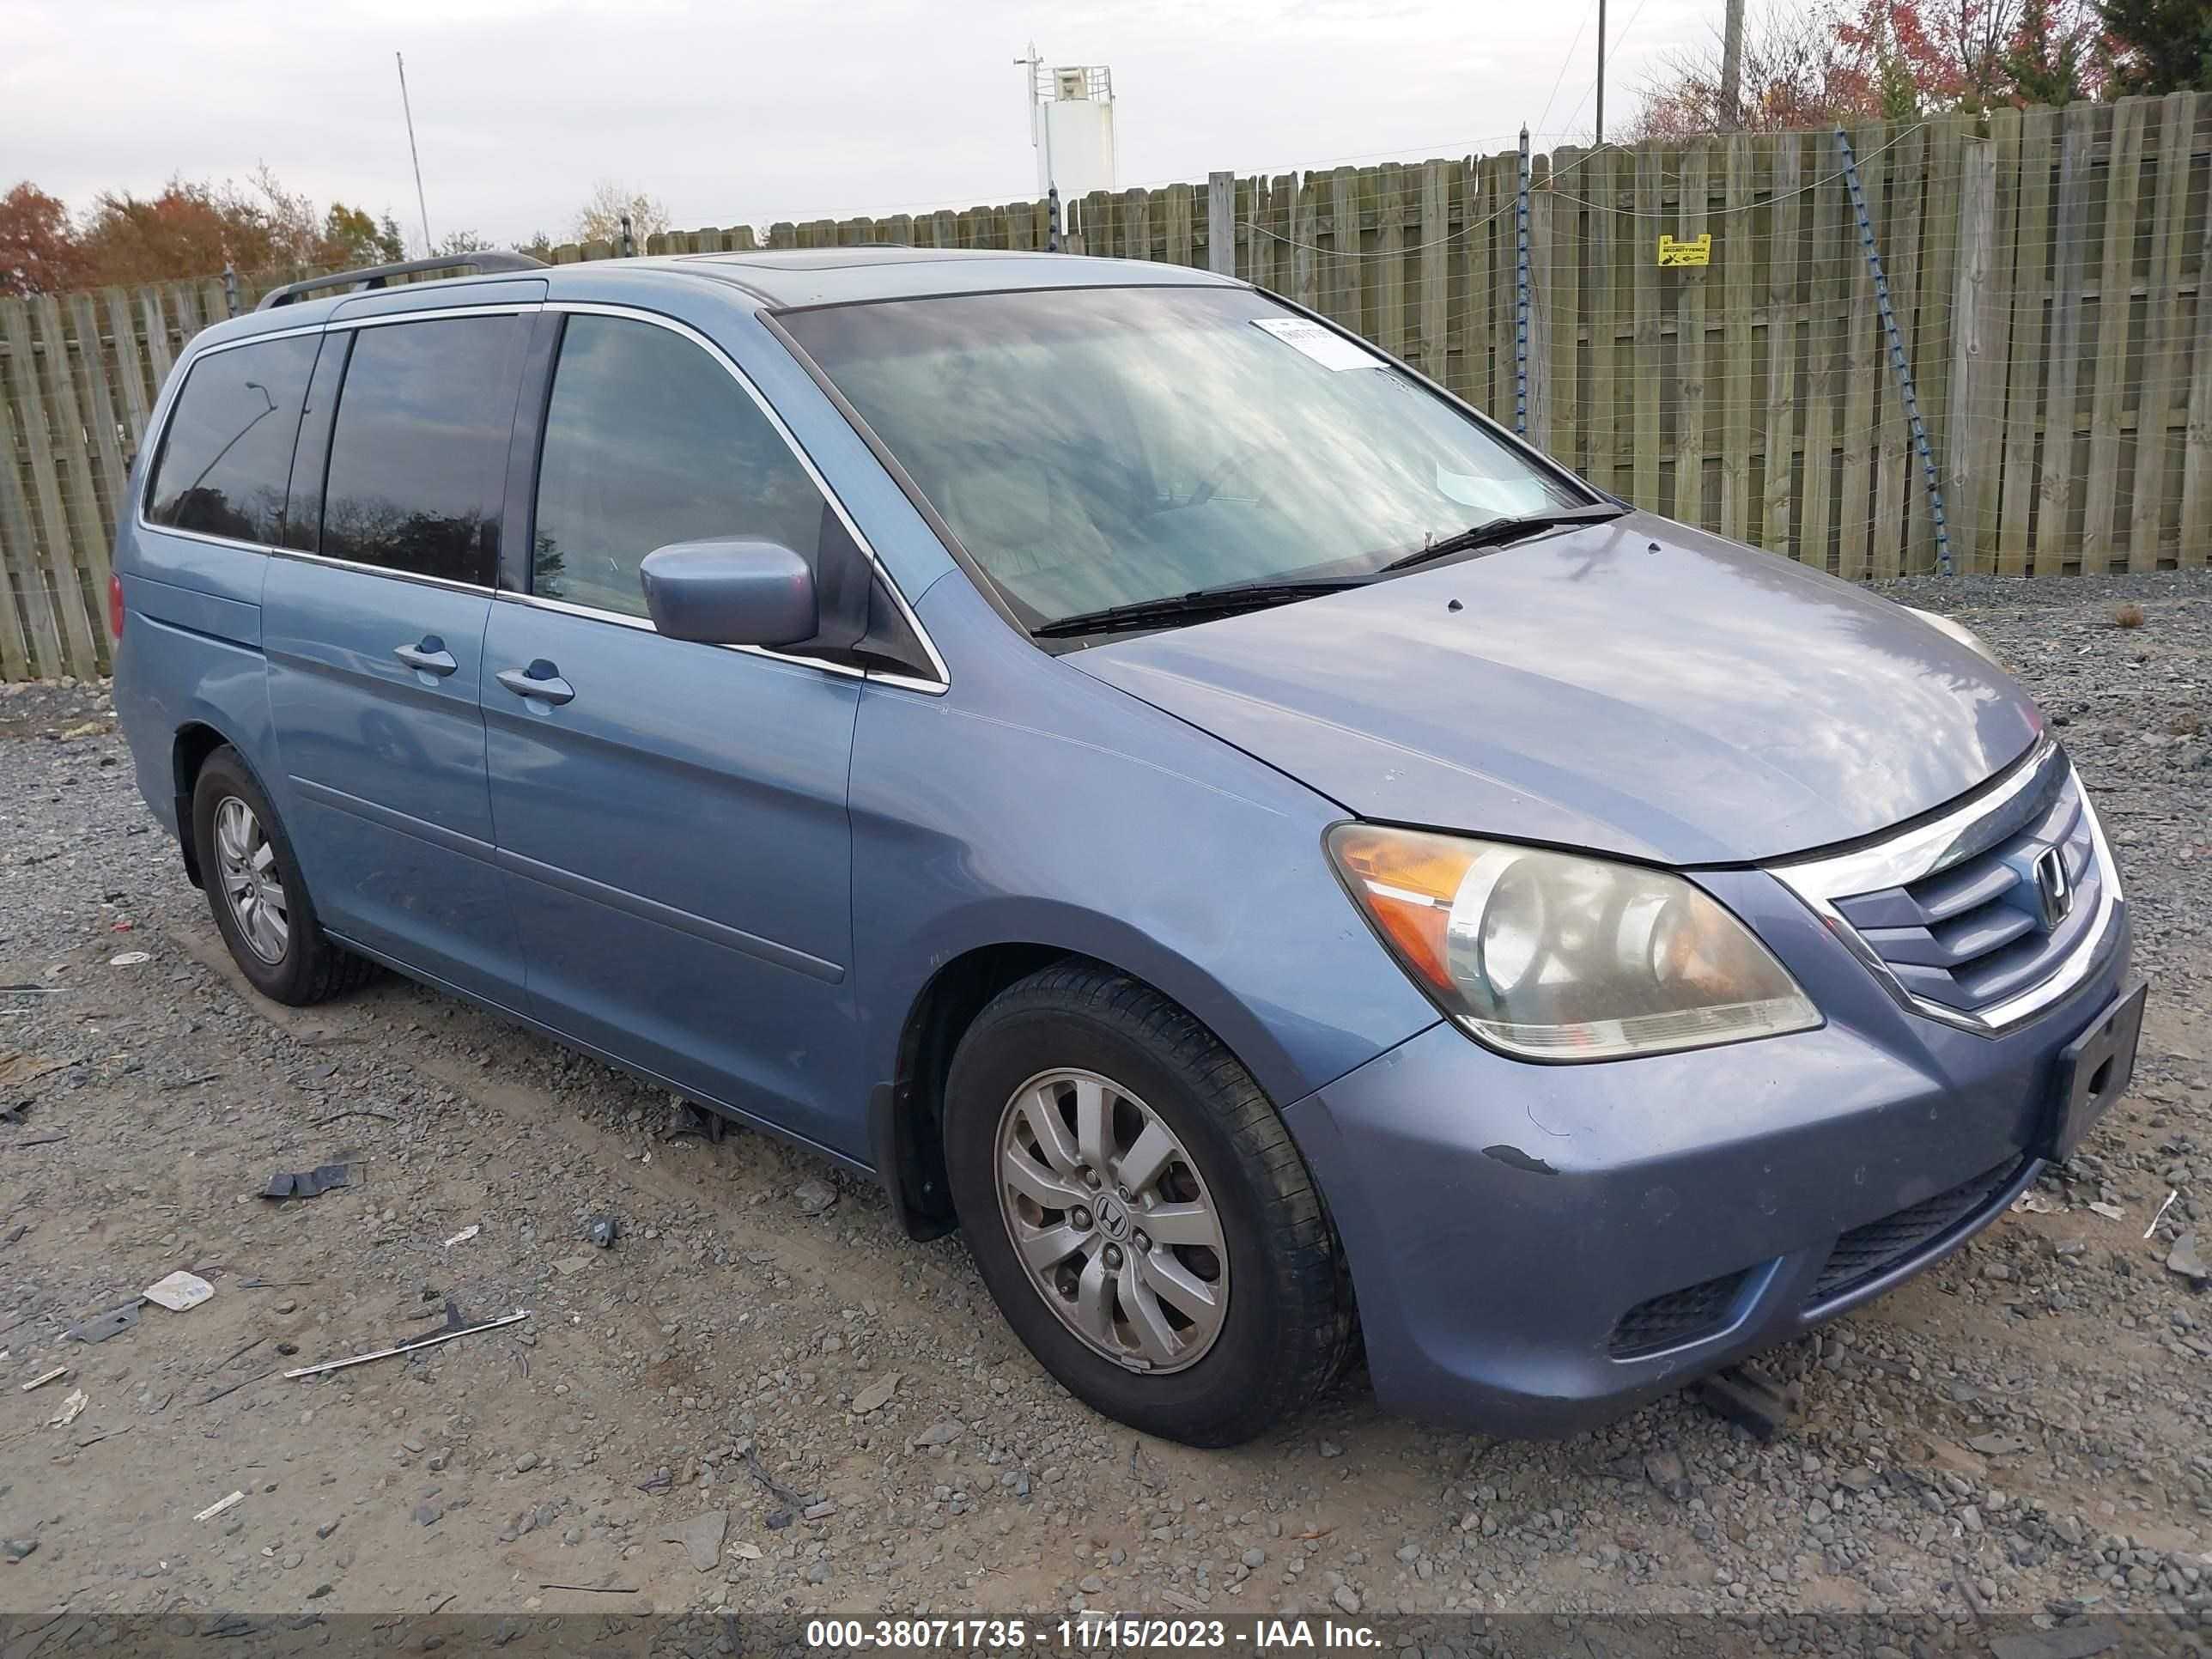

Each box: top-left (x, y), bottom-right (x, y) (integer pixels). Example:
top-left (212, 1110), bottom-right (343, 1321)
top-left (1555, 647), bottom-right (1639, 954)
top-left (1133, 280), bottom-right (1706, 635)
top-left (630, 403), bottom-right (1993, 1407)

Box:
top-left (1632, 0), bottom-right (2107, 137)
top-left (72, 179), bottom-right (278, 286)
top-left (322, 203), bottom-right (405, 267)
top-left (5, 164), bottom-right (490, 293)
top-left (0, 182), bottom-right (90, 295)
top-left (2008, 0), bottom-right (2106, 99)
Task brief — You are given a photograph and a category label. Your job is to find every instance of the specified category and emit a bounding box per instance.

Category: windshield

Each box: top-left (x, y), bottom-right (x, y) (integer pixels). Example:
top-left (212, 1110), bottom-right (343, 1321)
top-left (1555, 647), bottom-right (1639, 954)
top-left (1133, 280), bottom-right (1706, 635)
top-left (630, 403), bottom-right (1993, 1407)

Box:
top-left (780, 286), bottom-right (1588, 629)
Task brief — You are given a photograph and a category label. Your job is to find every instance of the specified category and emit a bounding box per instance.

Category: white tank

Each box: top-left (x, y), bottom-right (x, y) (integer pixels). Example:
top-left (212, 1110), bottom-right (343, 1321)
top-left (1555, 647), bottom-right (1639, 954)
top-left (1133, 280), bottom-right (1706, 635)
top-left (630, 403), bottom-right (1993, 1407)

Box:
top-left (1029, 63), bottom-right (1117, 202)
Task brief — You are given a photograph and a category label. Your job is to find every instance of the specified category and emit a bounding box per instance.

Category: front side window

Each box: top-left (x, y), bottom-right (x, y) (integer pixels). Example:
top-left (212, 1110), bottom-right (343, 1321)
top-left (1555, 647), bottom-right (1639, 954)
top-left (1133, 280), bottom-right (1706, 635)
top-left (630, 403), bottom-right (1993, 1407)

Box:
top-left (531, 314), bottom-right (829, 617)
top-left (780, 287), bottom-right (1586, 629)
top-left (319, 315), bottom-right (523, 586)
top-left (143, 332), bottom-right (319, 544)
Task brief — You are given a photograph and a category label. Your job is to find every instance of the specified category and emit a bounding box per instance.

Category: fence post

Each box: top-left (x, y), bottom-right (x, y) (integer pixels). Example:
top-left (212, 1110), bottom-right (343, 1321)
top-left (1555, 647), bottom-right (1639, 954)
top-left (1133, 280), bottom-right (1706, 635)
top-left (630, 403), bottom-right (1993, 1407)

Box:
top-left (1515, 127), bottom-right (1532, 440)
top-left (222, 264), bottom-right (240, 319)
top-left (1207, 172), bottom-right (1237, 276)
top-left (1528, 149), bottom-right (1557, 453)
top-left (1837, 128), bottom-right (1952, 576)
top-left (1945, 137), bottom-right (1997, 574)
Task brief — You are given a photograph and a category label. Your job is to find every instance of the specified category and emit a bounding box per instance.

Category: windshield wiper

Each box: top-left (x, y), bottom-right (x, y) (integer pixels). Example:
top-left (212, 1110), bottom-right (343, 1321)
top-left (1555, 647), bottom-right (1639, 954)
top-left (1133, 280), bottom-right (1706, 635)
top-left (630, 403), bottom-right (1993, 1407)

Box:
top-left (1381, 501), bottom-right (1629, 573)
top-left (1031, 576), bottom-right (1367, 640)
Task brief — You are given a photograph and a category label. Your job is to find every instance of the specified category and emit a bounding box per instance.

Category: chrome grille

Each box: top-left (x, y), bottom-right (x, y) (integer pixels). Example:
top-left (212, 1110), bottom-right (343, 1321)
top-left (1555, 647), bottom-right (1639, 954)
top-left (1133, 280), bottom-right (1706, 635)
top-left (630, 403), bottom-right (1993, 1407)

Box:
top-left (1769, 741), bottom-right (2121, 1034)
top-left (1828, 766), bottom-right (2101, 1018)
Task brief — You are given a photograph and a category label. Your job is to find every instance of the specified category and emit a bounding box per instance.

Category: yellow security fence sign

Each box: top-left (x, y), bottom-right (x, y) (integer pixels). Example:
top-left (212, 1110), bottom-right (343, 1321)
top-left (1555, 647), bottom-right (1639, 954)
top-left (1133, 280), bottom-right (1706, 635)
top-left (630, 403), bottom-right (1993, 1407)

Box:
top-left (1657, 233), bottom-right (1712, 267)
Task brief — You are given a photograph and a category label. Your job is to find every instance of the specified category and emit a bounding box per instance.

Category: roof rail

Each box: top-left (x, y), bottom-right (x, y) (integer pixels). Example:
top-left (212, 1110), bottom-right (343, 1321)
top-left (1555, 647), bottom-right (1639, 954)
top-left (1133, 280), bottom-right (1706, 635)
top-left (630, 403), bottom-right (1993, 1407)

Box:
top-left (254, 251), bottom-right (549, 312)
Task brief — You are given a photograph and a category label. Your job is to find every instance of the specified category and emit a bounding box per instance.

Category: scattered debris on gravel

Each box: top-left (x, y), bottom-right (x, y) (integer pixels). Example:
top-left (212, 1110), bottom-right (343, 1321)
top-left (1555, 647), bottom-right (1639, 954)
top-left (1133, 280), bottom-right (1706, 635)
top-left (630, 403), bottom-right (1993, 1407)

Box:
top-left (0, 569), bottom-right (2205, 1622)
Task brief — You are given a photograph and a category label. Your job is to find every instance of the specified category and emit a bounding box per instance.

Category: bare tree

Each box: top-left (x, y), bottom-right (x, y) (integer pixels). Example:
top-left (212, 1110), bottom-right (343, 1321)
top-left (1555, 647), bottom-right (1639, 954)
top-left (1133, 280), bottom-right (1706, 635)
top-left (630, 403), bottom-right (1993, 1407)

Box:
top-left (572, 181), bottom-right (672, 246)
top-left (1632, 1), bottom-right (1882, 138)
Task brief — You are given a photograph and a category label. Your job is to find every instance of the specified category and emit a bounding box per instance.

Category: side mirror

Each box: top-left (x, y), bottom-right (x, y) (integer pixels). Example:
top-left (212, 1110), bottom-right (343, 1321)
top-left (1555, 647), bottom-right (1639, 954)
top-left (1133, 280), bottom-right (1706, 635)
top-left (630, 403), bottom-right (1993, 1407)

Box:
top-left (639, 538), bottom-right (817, 647)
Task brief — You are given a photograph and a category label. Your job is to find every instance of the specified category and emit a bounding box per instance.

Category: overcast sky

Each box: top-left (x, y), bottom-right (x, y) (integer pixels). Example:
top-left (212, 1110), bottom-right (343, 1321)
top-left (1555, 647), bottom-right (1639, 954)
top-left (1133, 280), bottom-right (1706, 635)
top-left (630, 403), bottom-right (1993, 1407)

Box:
top-left (9, 0), bottom-right (1715, 252)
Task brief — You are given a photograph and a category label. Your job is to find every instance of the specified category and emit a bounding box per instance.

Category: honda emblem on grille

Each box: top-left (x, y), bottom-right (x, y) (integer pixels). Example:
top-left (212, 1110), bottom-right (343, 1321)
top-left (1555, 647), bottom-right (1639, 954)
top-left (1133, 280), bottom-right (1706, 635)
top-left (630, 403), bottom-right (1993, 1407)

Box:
top-left (2033, 848), bottom-right (2073, 929)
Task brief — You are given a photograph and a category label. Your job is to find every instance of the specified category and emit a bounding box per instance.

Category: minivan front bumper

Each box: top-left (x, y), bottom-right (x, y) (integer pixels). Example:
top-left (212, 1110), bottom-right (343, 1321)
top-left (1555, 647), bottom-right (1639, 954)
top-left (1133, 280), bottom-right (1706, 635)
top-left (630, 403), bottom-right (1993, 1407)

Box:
top-left (1280, 862), bottom-right (2133, 1437)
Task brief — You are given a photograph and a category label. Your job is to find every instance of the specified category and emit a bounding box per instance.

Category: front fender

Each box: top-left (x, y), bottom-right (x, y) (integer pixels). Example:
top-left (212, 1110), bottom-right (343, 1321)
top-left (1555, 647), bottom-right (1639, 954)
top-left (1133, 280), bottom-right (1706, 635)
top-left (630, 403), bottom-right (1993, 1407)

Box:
top-left (847, 586), bottom-right (1441, 1110)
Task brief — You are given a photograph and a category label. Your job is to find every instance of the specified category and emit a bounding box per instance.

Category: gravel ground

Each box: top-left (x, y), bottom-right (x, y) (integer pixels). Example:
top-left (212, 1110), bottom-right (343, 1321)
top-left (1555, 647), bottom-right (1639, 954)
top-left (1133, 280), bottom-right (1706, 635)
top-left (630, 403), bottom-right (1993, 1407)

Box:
top-left (0, 569), bottom-right (2206, 1632)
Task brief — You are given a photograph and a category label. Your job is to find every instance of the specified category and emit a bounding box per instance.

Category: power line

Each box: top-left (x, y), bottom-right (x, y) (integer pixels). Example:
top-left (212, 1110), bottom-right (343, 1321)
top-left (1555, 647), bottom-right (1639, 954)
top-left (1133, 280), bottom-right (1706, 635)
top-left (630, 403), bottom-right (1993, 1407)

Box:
top-left (1536, 0), bottom-right (1599, 143)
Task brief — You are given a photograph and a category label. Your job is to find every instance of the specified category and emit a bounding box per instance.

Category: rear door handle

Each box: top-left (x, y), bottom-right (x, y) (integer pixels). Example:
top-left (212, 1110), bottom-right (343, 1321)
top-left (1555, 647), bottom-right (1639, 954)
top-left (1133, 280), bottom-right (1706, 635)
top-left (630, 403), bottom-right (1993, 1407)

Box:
top-left (393, 637), bottom-right (458, 677)
top-left (495, 661), bottom-right (575, 706)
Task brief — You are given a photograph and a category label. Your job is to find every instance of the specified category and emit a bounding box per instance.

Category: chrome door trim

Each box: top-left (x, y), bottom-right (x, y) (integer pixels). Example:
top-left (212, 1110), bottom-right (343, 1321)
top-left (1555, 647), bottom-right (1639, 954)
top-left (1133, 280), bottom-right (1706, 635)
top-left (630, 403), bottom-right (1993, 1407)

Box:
top-left (270, 545), bottom-right (495, 598)
top-left (324, 302), bottom-right (541, 330)
top-left (492, 588), bottom-right (870, 682)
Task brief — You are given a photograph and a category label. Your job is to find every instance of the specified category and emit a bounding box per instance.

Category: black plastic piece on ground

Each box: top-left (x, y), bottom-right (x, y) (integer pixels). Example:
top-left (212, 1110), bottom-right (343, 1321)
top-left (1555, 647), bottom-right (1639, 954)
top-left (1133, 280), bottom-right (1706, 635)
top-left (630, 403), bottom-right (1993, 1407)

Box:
top-left (1696, 1361), bottom-right (1802, 1439)
top-left (66, 1303), bottom-right (141, 1344)
top-left (677, 1102), bottom-right (727, 1145)
top-left (261, 1162), bottom-right (354, 1199)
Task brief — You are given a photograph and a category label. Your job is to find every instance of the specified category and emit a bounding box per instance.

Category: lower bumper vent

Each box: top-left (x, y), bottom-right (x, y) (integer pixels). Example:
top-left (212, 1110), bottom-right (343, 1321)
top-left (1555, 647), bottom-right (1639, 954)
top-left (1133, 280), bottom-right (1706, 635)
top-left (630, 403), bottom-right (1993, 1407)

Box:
top-left (1608, 1269), bottom-right (1749, 1358)
top-left (1806, 1156), bottom-right (2027, 1308)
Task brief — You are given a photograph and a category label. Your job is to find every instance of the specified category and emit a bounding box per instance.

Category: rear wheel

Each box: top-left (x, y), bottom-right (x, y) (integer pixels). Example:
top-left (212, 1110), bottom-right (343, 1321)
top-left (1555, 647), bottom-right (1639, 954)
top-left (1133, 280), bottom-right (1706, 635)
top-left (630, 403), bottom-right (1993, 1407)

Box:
top-left (191, 746), bottom-right (373, 1006)
top-left (944, 962), bottom-right (1352, 1446)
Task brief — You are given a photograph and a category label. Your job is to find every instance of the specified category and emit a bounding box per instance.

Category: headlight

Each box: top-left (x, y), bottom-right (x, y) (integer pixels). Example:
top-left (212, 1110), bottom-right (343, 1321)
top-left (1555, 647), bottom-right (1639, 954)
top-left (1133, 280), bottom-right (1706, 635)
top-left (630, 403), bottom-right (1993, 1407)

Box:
top-left (1327, 825), bottom-right (1820, 1061)
top-left (1905, 606), bottom-right (2003, 668)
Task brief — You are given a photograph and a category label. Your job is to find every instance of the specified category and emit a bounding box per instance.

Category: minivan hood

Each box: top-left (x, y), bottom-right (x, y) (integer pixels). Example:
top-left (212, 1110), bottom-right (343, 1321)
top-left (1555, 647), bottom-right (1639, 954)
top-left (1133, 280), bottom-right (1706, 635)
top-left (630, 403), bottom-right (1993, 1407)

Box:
top-left (1070, 515), bottom-right (2040, 866)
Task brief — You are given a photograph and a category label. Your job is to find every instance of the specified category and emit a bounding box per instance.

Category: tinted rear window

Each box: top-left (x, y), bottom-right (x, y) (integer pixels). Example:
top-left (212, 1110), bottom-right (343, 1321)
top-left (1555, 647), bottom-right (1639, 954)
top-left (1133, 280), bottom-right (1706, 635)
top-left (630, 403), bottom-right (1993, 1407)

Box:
top-left (144, 333), bottom-right (319, 544)
top-left (319, 316), bottom-right (523, 586)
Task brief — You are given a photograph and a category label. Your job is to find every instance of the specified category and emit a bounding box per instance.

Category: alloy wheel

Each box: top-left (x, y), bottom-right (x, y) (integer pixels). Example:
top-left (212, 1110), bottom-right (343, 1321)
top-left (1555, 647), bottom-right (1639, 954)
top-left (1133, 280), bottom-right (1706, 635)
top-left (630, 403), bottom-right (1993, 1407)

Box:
top-left (213, 795), bottom-right (289, 964)
top-left (994, 1067), bottom-right (1229, 1373)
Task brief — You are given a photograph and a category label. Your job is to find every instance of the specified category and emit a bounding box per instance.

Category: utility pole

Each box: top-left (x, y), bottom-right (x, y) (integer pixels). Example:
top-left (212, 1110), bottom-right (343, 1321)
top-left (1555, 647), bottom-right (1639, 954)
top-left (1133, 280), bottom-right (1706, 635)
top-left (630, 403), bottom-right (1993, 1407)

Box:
top-left (1717, 0), bottom-right (1746, 131)
top-left (396, 52), bottom-right (433, 258)
top-left (1595, 0), bottom-right (1607, 144)
top-left (1015, 42), bottom-right (1054, 201)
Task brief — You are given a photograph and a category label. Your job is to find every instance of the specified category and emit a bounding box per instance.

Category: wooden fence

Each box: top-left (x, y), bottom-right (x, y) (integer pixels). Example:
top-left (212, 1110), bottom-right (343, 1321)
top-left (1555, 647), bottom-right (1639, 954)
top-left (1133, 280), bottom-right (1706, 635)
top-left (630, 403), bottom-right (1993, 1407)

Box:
top-left (3, 94), bottom-right (2207, 679)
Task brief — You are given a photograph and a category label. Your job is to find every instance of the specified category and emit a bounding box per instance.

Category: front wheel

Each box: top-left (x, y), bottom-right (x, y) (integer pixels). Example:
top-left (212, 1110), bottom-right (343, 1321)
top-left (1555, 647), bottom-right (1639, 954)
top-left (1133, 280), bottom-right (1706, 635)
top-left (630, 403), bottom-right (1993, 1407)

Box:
top-left (944, 963), bottom-right (1352, 1446)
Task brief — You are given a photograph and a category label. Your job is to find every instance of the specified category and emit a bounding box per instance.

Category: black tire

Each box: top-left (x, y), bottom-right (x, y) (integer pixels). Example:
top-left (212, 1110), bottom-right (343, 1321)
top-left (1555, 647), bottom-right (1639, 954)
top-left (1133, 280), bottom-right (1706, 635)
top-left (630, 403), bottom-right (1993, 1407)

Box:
top-left (190, 745), bottom-right (374, 1006)
top-left (944, 961), bottom-right (1352, 1446)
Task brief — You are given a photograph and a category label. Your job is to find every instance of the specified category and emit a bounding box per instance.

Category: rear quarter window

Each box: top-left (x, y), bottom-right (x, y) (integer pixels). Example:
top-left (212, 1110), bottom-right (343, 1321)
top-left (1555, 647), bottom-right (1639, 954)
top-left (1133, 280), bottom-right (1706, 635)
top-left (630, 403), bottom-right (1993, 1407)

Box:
top-left (143, 332), bottom-right (320, 545)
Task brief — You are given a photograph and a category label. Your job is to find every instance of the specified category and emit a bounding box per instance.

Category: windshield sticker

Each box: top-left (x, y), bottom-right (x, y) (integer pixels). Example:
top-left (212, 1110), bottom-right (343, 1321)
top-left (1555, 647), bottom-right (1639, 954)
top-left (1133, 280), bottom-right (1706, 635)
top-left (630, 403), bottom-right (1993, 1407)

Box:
top-left (1250, 317), bottom-right (1387, 371)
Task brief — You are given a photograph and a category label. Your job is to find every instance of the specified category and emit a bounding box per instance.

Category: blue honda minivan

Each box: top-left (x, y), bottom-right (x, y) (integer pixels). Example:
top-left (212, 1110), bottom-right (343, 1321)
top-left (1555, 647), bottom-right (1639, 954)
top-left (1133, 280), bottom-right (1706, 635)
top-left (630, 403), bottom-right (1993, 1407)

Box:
top-left (111, 248), bottom-right (2142, 1445)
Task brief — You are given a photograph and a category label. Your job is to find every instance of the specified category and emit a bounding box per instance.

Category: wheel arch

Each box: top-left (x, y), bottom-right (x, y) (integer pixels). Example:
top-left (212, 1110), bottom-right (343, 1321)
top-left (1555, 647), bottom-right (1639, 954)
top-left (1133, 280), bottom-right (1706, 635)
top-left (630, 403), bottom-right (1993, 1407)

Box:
top-left (868, 934), bottom-right (1297, 1242)
top-left (169, 720), bottom-right (236, 888)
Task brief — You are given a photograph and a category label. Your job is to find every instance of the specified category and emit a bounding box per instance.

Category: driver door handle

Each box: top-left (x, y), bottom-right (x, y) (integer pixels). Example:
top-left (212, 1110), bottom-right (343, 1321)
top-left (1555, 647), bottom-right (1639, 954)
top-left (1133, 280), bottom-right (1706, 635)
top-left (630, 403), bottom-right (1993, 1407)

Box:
top-left (393, 638), bottom-right (458, 677)
top-left (495, 661), bottom-right (575, 706)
